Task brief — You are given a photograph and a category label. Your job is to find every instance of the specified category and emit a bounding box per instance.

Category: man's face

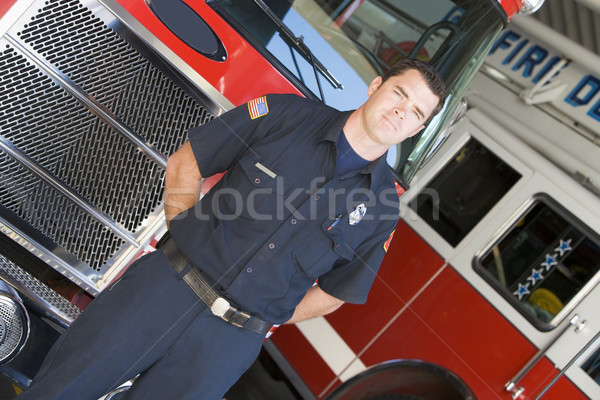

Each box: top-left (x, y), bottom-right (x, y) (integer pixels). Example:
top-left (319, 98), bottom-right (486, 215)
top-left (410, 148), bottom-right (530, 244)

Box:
top-left (361, 69), bottom-right (440, 146)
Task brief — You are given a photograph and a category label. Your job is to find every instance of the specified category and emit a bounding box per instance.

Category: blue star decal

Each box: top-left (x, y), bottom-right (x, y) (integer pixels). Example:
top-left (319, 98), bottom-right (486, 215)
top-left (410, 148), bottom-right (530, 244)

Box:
top-left (541, 254), bottom-right (558, 271)
top-left (554, 239), bottom-right (572, 257)
top-left (514, 282), bottom-right (530, 300)
top-left (527, 268), bottom-right (544, 285)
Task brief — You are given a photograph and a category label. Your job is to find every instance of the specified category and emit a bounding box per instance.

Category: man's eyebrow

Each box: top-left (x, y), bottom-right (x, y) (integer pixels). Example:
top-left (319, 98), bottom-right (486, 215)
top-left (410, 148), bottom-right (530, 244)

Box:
top-left (396, 85), bottom-right (424, 119)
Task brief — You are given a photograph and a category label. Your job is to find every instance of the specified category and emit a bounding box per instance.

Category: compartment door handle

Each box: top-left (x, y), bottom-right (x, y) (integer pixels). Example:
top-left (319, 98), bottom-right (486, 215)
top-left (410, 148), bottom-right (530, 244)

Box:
top-left (505, 314), bottom-right (585, 399)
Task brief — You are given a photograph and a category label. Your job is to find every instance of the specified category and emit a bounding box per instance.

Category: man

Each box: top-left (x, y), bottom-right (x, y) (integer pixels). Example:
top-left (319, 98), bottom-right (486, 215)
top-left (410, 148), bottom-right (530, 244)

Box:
top-left (18, 58), bottom-right (445, 400)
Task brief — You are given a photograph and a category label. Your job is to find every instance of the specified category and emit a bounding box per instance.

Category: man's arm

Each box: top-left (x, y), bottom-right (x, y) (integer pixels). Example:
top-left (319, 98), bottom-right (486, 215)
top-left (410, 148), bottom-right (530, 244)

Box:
top-left (164, 142), bottom-right (203, 227)
top-left (286, 285), bottom-right (344, 324)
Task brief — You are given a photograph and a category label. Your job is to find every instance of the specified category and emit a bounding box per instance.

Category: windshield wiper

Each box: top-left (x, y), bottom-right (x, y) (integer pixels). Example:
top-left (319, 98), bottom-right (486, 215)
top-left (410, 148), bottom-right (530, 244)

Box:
top-left (253, 0), bottom-right (343, 99)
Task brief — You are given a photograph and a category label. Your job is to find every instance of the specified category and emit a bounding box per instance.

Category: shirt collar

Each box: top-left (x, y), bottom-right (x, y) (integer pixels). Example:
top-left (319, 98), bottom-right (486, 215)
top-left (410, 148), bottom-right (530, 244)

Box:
top-left (317, 110), bottom-right (392, 191)
top-left (317, 110), bottom-right (352, 144)
top-left (361, 152), bottom-right (393, 191)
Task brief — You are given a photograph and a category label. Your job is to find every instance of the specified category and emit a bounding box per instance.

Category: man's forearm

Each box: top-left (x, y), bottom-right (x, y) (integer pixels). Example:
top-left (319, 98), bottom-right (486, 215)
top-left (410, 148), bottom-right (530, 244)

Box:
top-left (164, 142), bottom-right (203, 227)
top-left (286, 285), bottom-right (344, 324)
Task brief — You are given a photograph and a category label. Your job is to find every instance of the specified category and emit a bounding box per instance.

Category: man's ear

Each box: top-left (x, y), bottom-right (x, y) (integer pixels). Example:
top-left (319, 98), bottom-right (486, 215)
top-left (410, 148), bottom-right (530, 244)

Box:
top-left (367, 76), bottom-right (383, 97)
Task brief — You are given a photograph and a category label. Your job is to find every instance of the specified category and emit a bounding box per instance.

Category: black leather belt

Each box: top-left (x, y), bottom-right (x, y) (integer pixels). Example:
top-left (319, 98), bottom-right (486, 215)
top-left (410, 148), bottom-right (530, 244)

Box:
top-left (161, 238), bottom-right (272, 335)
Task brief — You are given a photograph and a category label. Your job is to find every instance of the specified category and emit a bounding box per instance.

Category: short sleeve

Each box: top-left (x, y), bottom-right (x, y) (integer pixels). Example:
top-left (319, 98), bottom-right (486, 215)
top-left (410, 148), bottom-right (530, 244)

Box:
top-left (318, 217), bottom-right (399, 304)
top-left (188, 95), bottom-right (277, 178)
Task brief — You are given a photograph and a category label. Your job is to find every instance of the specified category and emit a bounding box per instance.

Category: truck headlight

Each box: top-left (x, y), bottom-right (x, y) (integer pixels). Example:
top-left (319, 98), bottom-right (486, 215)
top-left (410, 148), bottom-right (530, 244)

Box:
top-left (0, 284), bottom-right (30, 364)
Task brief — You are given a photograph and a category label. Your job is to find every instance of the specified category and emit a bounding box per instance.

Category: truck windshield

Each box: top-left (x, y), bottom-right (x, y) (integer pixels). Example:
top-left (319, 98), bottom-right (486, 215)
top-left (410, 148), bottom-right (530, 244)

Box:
top-left (209, 0), bottom-right (506, 183)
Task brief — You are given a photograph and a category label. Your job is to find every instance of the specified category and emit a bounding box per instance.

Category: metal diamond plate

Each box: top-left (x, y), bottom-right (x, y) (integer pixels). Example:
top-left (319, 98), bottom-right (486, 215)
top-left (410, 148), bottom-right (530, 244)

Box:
top-left (0, 255), bottom-right (82, 324)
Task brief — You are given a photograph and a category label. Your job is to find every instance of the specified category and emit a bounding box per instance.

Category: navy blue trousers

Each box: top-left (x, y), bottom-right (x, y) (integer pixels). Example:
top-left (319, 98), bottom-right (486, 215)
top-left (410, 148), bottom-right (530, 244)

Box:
top-left (17, 250), bottom-right (264, 400)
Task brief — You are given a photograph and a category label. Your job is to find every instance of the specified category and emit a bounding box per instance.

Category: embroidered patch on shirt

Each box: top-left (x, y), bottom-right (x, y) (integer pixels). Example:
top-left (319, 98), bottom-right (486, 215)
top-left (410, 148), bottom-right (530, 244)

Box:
top-left (248, 96), bottom-right (269, 119)
top-left (383, 229), bottom-right (395, 253)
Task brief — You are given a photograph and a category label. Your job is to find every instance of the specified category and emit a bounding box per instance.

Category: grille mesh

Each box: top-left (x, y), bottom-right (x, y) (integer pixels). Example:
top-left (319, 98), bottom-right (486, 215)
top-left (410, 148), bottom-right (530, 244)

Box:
top-left (0, 47), bottom-right (91, 173)
top-left (17, 0), bottom-right (213, 157)
top-left (0, 0), bottom-right (215, 276)
top-left (0, 151), bottom-right (125, 270)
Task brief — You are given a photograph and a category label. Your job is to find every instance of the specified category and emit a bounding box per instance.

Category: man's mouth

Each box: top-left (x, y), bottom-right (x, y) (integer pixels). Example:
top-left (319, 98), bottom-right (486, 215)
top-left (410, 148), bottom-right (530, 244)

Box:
top-left (381, 114), bottom-right (397, 131)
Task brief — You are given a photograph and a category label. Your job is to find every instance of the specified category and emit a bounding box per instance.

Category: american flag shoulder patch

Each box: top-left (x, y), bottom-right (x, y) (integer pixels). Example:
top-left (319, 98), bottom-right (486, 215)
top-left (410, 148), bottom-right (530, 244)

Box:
top-left (248, 96), bottom-right (269, 119)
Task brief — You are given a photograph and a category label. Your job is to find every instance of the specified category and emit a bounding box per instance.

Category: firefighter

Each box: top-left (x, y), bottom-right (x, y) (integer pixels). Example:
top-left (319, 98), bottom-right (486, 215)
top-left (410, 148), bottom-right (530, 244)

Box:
top-left (17, 59), bottom-right (445, 400)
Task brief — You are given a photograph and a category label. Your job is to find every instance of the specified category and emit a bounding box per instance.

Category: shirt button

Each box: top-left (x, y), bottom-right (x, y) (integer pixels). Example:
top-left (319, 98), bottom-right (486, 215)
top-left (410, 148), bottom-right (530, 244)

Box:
top-left (335, 242), bottom-right (340, 248)
top-left (268, 242), bottom-right (275, 250)
top-left (246, 267), bottom-right (253, 273)
top-left (291, 219), bottom-right (297, 225)
top-left (255, 178), bottom-right (261, 184)
top-left (314, 195), bottom-right (320, 200)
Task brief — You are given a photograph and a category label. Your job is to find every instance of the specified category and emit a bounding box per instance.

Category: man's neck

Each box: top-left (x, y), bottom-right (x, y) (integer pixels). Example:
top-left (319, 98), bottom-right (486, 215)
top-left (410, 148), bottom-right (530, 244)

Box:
top-left (343, 108), bottom-right (389, 161)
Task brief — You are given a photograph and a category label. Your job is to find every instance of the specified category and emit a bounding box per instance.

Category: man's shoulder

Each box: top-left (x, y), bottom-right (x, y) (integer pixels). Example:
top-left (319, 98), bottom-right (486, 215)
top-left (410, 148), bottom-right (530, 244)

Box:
top-left (265, 93), bottom-right (339, 115)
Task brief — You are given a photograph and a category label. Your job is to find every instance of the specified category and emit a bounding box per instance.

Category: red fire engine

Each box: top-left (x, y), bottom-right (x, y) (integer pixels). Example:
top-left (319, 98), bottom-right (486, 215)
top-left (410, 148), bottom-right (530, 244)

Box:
top-left (6, 1), bottom-right (598, 400)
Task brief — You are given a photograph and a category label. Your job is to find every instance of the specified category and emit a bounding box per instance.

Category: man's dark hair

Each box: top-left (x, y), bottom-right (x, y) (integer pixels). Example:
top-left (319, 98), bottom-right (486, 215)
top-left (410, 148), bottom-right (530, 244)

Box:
top-left (382, 58), bottom-right (446, 122)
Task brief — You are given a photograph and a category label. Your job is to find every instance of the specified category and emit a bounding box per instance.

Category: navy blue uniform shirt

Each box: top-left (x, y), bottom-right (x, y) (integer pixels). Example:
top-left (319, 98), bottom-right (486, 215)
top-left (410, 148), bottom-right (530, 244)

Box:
top-left (170, 94), bottom-right (399, 324)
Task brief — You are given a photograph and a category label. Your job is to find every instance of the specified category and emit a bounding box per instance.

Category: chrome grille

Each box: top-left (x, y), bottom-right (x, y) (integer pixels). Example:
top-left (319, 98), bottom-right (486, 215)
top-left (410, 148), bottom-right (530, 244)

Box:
top-left (0, 47), bottom-right (92, 172)
top-left (0, 0), bottom-right (217, 292)
top-left (0, 150), bottom-right (124, 270)
top-left (16, 0), bottom-right (213, 157)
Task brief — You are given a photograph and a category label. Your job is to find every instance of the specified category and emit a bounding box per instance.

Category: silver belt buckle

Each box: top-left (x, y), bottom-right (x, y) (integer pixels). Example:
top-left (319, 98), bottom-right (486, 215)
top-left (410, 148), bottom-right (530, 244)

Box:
top-left (210, 297), bottom-right (251, 328)
top-left (210, 297), bottom-right (230, 318)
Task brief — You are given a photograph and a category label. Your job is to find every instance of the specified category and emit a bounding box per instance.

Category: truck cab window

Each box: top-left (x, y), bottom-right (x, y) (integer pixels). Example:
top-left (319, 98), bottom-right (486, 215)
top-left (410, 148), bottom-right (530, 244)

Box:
top-left (409, 138), bottom-right (521, 247)
top-left (476, 198), bottom-right (600, 330)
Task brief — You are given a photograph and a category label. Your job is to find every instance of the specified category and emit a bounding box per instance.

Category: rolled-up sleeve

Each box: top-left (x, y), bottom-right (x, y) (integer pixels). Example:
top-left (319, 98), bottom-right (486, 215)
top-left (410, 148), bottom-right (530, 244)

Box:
top-left (318, 217), bottom-right (398, 304)
top-left (188, 95), bottom-right (278, 178)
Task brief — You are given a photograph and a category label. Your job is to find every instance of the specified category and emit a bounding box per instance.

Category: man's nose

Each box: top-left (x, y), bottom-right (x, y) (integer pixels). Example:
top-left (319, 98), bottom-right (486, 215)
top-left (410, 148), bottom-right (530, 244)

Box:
top-left (393, 104), bottom-right (406, 119)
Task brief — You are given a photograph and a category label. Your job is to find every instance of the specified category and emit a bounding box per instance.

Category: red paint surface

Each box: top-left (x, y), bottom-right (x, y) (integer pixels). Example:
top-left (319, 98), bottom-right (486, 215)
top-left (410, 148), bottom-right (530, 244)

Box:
top-left (270, 324), bottom-right (336, 396)
top-left (0, 0), bottom-right (17, 19)
top-left (497, 0), bottom-right (522, 20)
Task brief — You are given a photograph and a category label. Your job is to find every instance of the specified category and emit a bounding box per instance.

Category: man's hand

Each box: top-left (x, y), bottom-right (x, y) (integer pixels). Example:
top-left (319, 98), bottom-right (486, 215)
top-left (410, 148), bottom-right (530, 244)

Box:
top-left (164, 142), bottom-right (203, 227)
top-left (286, 285), bottom-right (344, 324)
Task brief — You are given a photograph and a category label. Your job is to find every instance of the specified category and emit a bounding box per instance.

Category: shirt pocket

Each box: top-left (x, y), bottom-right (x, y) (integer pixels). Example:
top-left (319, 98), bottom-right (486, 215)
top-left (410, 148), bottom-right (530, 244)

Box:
top-left (291, 217), bottom-right (361, 279)
top-left (220, 155), bottom-right (292, 221)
